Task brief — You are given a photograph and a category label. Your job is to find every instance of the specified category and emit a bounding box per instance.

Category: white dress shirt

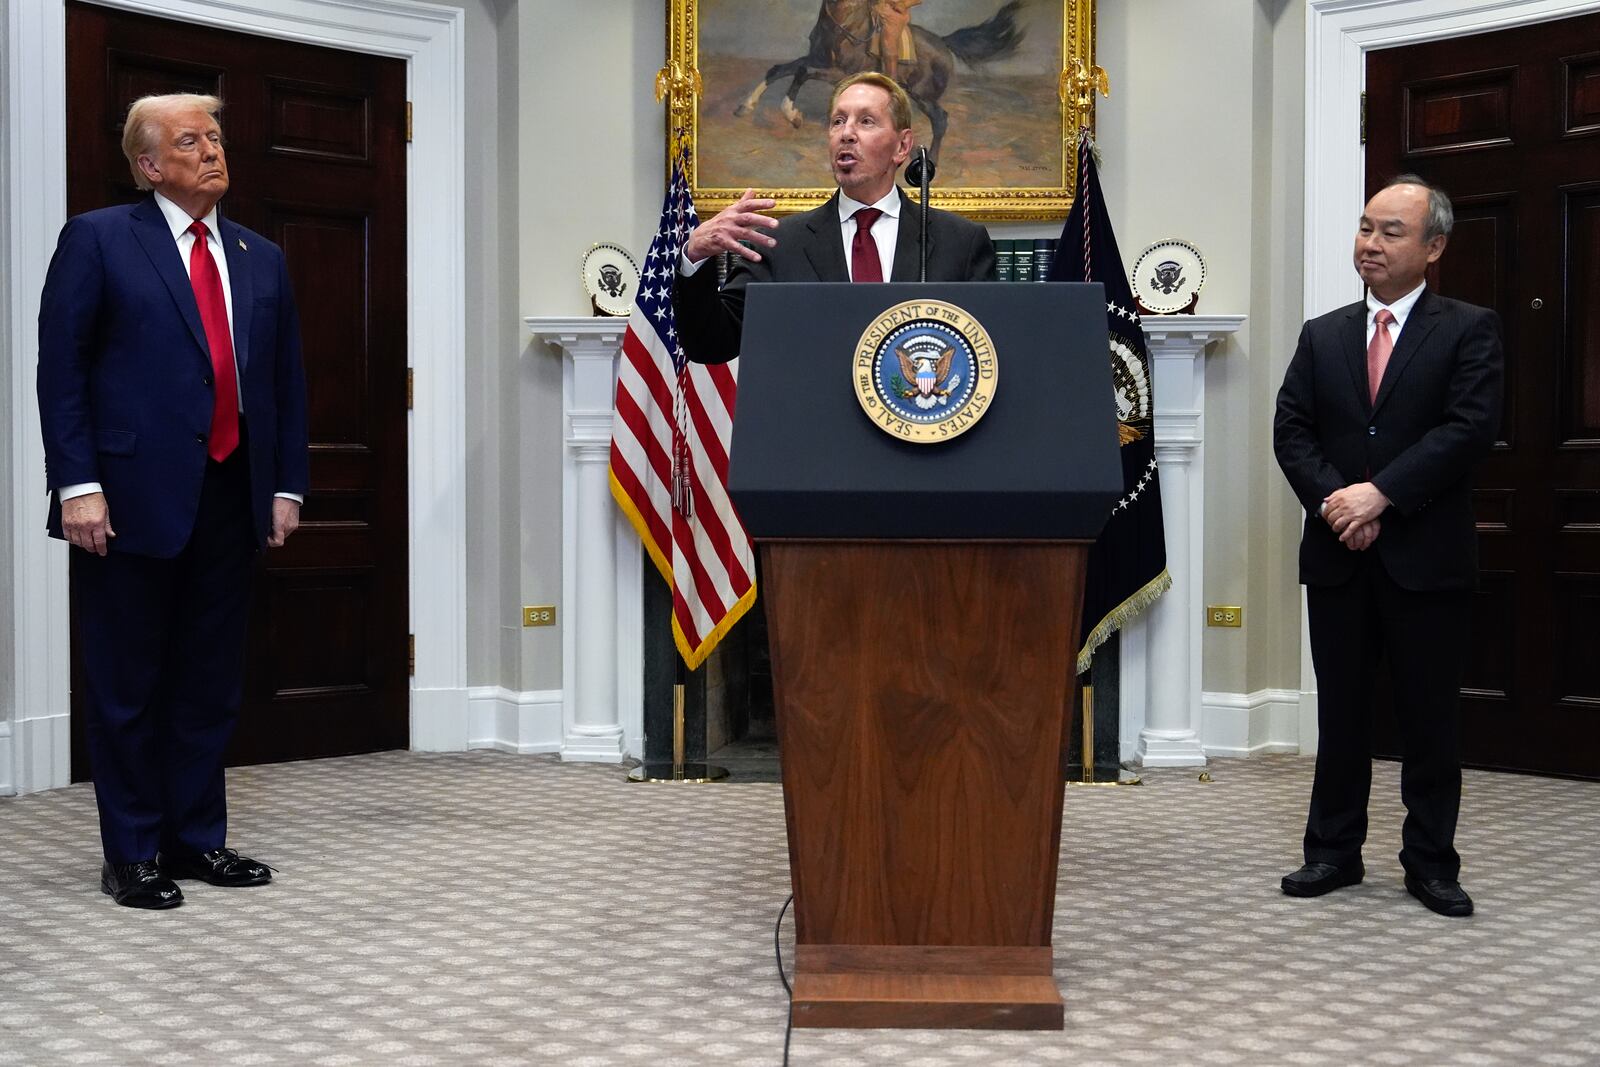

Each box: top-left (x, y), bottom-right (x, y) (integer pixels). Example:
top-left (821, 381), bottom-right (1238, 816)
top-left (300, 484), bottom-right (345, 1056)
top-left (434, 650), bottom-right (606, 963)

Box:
top-left (836, 187), bottom-right (901, 281)
top-left (678, 186), bottom-right (903, 280)
top-left (60, 193), bottom-right (302, 506)
top-left (1366, 280), bottom-right (1426, 346)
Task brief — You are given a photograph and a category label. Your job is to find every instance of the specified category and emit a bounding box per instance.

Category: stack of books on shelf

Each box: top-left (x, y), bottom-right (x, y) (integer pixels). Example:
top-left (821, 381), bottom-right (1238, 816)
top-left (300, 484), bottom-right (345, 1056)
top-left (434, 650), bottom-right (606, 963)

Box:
top-left (993, 238), bottom-right (1059, 282)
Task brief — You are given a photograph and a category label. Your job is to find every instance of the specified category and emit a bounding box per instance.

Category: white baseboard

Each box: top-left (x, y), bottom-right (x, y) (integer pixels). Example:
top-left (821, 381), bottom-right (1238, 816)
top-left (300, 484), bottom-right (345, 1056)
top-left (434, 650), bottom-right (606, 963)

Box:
top-left (0, 720), bottom-right (13, 796)
top-left (1202, 689), bottom-right (1303, 757)
top-left (4, 712), bottom-right (70, 795)
top-left (410, 685), bottom-right (472, 752)
top-left (467, 687), bottom-right (563, 754)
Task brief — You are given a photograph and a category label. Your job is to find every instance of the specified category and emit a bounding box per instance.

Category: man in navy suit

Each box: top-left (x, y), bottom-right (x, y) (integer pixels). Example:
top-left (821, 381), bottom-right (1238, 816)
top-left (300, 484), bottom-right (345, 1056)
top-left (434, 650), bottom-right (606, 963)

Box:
top-left (1274, 176), bottom-right (1502, 917)
top-left (37, 93), bottom-right (309, 908)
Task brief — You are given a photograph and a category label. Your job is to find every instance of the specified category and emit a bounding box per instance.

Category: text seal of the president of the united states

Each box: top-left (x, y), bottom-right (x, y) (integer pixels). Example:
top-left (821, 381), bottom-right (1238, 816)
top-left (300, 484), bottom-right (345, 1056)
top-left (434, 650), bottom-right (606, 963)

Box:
top-left (853, 300), bottom-right (997, 443)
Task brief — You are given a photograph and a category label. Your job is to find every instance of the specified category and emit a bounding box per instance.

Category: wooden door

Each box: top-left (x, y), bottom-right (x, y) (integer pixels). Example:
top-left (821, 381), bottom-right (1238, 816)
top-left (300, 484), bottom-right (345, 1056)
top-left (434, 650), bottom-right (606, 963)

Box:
top-left (1365, 13), bottom-right (1600, 779)
top-left (66, 2), bottom-right (410, 774)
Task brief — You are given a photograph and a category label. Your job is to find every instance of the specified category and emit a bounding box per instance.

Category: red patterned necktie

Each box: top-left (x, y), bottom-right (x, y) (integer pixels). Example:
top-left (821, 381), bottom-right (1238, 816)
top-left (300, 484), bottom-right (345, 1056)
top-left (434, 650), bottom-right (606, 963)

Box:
top-left (188, 220), bottom-right (239, 461)
top-left (1368, 307), bottom-right (1395, 406)
top-left (850, 207), bottom-right (884, 283)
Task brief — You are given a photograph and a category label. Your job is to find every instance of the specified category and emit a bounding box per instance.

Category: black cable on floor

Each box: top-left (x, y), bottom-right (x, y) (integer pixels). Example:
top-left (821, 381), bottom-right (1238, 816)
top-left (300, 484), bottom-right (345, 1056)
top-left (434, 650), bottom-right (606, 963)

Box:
top-left (774, 893), bottom-right (794, 1064)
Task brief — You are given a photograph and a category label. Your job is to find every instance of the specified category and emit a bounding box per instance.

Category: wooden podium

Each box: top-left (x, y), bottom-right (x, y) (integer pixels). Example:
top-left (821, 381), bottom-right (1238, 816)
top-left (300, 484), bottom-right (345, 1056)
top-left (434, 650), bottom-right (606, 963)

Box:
top-left (729, 282), bottom-right (1120, 1030)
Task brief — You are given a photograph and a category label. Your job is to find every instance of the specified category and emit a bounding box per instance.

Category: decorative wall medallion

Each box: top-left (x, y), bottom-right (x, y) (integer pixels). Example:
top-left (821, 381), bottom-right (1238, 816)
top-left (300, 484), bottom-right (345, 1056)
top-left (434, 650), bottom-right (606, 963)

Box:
top-left (1131, 238), bottom-right (1205, 314)
top-left (581, 242), bottom-right (641, 317)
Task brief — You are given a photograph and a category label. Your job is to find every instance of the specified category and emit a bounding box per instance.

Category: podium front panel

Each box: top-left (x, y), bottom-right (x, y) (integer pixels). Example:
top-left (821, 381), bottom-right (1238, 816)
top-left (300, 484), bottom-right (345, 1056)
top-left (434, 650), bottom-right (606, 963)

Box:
top-left (728, 282), bottom-right (1121, 540)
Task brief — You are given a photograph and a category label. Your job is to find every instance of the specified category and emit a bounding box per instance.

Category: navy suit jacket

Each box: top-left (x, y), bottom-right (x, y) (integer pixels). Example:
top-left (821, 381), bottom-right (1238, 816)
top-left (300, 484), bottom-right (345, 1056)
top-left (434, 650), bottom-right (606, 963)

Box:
top-left (1273, 289), bottom-right (1502, 591)
top-left (38, 196), bottom-right (309, 558)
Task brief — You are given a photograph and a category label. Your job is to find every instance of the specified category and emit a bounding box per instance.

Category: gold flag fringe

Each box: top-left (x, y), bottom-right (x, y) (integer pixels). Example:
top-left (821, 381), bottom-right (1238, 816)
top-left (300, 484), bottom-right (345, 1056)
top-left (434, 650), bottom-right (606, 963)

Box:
top-left (1075, 566), bottom-right (1171, 676)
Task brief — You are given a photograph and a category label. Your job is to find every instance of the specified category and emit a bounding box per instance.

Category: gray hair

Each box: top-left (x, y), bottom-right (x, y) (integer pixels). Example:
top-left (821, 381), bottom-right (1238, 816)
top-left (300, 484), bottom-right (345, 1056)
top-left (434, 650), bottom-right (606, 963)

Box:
top-left (1384, 173), bottom-right (1453, 242)
top-left (122, 93), bottom-right (224, 191)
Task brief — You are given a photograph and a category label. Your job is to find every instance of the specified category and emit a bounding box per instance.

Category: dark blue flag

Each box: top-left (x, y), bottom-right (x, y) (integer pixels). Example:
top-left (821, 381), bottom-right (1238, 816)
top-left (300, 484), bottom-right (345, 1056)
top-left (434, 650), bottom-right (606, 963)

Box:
top-left (1048, 131), bottom-right (1171, 674)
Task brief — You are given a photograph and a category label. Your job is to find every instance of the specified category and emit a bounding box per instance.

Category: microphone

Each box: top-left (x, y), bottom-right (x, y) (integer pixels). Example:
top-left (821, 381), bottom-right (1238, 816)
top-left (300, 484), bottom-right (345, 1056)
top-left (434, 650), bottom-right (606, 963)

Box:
top-left (906, 148), bottom-right (935, 282)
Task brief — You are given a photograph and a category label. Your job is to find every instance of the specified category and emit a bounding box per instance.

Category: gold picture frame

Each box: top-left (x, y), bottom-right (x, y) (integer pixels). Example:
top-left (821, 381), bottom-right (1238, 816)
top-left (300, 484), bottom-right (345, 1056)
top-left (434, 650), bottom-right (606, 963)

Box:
top-left (661, 0), bottom-right (1102, 221)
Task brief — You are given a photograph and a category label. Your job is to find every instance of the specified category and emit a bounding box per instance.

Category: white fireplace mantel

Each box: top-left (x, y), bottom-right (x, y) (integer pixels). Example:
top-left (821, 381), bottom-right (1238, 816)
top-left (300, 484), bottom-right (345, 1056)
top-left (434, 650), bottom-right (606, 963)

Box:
top-left (526, 312), bottom-right (1242, 768)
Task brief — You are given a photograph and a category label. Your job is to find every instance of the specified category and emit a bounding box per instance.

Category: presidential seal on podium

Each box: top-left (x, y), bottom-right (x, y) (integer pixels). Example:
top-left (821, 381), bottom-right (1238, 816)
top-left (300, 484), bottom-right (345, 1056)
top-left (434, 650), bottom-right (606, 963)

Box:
top-left (852, 300), bottom-right (997, 443)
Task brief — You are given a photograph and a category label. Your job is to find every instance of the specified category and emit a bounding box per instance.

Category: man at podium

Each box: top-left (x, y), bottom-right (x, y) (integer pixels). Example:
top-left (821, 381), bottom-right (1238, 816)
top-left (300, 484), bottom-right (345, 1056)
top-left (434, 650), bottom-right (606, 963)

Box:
top-left (673, 72), bottom-right (995, 365)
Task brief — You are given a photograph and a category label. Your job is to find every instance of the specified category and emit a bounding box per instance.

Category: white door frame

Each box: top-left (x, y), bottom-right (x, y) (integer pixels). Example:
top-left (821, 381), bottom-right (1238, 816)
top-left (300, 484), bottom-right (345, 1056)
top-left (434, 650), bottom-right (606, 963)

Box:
top-left (1299, 0), bottom-right (1600, 743)
top-left (3, 0), bottom-right (468, 795)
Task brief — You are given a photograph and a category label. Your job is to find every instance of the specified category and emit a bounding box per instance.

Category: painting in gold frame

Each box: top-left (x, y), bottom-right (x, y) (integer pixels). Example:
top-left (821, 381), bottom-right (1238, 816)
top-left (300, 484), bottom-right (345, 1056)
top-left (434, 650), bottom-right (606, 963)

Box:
top-left (661, 0), bottom-right (1099, 221)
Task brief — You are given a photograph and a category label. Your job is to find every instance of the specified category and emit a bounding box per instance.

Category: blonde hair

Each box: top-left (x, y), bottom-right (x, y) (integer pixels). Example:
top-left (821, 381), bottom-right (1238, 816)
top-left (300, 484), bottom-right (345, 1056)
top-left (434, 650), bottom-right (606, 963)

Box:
top-left (122, 93), bottom-right (224, 190)
top-left (829, 72), bottom-right (913, 132)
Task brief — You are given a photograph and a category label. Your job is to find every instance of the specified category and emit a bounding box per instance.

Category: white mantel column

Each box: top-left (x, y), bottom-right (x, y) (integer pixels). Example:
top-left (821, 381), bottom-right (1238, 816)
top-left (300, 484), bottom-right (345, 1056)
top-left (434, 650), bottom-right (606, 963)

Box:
top-left (1123, 315), bottom-right (1244, 767)
top-left (526, 318), bottom-right (643, 763)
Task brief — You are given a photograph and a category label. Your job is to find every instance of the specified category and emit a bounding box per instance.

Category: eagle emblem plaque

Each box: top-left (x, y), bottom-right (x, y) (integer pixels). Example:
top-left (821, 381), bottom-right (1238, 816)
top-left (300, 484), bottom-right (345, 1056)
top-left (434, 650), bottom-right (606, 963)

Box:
top-left (852, 300), bottom-right (998, 444)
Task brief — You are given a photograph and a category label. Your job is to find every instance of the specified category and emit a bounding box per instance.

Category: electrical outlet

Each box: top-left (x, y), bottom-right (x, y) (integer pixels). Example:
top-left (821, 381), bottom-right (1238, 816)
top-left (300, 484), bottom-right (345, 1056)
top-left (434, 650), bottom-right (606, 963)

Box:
top-left (1206, 605), bottom-right (1243, 628)
top-left (523, 605), bottom-right (556, 627)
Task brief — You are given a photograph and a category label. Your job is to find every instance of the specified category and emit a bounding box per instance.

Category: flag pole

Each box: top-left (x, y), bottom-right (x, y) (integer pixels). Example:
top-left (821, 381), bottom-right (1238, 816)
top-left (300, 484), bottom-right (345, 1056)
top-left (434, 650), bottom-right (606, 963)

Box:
top-left (628, 654), bottom-right (730, 783)
top-left (1061, 56), bottom-right (1134, 788)
top-left (1067, 683), bottom-right (1141, 788)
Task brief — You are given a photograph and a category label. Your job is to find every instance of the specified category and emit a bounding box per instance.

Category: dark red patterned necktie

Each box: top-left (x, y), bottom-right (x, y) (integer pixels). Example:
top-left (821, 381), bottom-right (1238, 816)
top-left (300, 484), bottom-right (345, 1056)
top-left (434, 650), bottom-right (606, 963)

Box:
top-left (188, 220), bottom-right (239, 461)
top-left (850, 207), bottom-right (884, 283)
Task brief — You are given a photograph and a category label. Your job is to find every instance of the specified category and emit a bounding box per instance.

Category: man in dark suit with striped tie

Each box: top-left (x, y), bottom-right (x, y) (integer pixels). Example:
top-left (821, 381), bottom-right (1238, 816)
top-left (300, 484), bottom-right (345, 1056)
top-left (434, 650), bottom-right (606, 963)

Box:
top-left (1274, 175), bottom-right (1503, 917)
top-left (37, 93), bottom-right (309, 908)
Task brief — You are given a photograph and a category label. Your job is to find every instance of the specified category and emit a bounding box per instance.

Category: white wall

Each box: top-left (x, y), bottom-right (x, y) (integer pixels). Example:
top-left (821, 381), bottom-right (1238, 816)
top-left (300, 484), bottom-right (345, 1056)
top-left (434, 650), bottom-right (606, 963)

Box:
top-left (1093, 0), bottom-right (1304, 699)
top-left (515, 2), bottom-right (666, 695)
top-left (0, 0), bottom-right (14, 794)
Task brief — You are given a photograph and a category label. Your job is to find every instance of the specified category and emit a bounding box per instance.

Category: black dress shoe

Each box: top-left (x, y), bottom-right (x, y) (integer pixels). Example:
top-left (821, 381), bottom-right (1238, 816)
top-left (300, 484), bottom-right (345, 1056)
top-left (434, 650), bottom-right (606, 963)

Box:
top-left (1281, 860), bottom-right (1365, 897)
top-left (102, 860), bottom-right (184, 909)
top-left (159, 847), bottom-right (273, 887)
top-left (1405, 874), bottom-right (1473, 917)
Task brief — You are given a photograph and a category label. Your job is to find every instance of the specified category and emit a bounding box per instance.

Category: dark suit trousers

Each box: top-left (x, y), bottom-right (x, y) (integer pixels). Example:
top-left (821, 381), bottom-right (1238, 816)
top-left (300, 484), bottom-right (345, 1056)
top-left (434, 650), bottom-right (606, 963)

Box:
top-left (70, 442), bottom-right (256, 864)
top-left (1305, 552), bottom-right (1469, 881)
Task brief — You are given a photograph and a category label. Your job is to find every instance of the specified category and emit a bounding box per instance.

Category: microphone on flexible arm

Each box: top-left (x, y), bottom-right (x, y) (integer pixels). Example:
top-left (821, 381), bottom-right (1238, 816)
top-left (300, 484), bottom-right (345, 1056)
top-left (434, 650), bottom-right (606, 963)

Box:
top-left (904, 147), bottom-right (935, 282)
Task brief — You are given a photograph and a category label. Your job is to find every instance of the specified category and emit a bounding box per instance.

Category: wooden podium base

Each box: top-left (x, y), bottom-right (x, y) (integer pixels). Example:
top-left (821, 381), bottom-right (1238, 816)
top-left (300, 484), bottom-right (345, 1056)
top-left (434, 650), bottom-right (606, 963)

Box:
top-left (763, 541), bottom-right (1085, 1032)
top-left (791, 946), bottom-right (1063, 1029)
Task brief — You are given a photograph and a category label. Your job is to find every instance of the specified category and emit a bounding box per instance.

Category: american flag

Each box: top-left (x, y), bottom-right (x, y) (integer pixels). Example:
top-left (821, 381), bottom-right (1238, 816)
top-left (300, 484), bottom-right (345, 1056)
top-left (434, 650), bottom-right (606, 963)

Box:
top-left (608, 154), bottom-right (757, 670)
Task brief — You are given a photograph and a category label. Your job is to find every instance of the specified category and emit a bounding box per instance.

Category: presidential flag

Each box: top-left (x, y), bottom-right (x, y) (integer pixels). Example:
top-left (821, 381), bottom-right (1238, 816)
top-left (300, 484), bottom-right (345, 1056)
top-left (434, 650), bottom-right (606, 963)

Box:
top-left (608, 152), bottom-right (757, 669)
top-left (1049, 130), bottom-right (1171, 674)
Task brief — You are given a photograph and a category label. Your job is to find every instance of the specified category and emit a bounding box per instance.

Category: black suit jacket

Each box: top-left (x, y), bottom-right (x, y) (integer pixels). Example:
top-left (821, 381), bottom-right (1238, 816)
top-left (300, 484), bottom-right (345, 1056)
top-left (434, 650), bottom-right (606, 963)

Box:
top-left (1274, 289), bottom-right (1502, 591)
top-left (674, 188), bottom-right (996, 364)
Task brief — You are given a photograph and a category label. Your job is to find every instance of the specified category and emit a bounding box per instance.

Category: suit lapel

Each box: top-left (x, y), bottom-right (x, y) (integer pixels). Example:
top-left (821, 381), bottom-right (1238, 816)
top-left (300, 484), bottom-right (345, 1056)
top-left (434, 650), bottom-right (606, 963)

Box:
top-left (1372, 289), bottom-right (1440, 414)
top-left (219, 214), bottom-right (253, 373)
top-left (1340, 302), bottom-right (1369, 409)
top-left (802, 194), bottom-right (849, 281)
top-left (889, 187), bottom-right (930, 282)
top-left (130, 196), bottom-right (209, 359)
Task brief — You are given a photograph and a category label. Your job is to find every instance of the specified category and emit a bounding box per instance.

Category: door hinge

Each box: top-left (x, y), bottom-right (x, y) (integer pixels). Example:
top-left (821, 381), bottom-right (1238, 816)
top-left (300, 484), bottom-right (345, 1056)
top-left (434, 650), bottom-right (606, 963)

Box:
top-left (1360, 91), bottom-right (1367, 145)
top-left (407, 367), bottom-right (414, 410)
top-left (405, 101), bottom-right (413, 144)
top-left (408, 633), bottom-right (415, 676)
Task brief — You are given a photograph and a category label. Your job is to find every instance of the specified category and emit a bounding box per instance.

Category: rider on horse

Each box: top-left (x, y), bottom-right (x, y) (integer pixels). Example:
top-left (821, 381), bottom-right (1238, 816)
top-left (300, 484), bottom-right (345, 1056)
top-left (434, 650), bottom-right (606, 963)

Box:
top-left (823, 0), bottom-right (923, 80)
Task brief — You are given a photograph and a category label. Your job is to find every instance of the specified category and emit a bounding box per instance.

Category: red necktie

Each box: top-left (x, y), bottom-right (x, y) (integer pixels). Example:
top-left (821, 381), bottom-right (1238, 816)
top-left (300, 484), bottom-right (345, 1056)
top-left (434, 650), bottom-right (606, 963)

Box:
top-left (1367, 307), bottom-right (1395, 406)
top-left (188, 220), bottom-right (239, 461)
top-left (850, 207), bottom-right (884, 283)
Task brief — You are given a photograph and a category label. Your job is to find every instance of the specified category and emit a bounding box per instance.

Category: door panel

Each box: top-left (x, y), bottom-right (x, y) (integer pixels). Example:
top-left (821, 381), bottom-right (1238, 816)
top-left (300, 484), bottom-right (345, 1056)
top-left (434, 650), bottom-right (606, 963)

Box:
top-left (66, 2), bottom-right (410, 774)
top-left (1366, 11), bottom-right (1600, 779)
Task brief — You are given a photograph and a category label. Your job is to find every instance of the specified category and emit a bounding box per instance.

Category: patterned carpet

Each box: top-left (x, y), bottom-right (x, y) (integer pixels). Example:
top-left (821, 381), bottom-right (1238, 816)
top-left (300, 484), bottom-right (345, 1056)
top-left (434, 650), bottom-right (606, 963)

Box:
top-left (0, 751), bottom-right (1596, 1066)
